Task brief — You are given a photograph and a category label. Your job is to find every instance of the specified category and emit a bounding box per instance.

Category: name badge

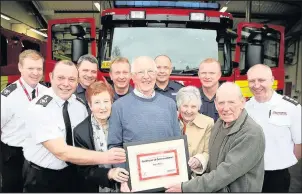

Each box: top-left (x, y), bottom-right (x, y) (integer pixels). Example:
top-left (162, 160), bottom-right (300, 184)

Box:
top-left (171, 93), bottom-right (177, 96)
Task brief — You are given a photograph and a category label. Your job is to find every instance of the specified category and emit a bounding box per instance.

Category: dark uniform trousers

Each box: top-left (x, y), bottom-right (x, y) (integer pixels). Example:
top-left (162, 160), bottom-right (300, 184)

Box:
top-left (0, 141), bottom-right (24, 192)
top-left (262, 168), bottom-right (291, 193)
top-left (23, 160), bottom-right (79, 192)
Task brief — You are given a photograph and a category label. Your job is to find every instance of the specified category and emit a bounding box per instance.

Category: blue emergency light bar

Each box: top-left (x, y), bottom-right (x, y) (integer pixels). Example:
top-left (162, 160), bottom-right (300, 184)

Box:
top-left (114, 1), bottom-right (220, 10)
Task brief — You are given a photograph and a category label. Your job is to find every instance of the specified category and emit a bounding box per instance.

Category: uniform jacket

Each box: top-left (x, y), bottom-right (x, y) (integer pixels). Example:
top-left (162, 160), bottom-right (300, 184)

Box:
top-left (73, 116), bottom-right (117, 192)
top-left (179, 113), bottom-right (214, 174)
top-left (74, 84), bottom-right (91, 114)
top-left (245, 92), bottom-right (301, 170)
top-left (199, 87), bottom-right (219, 122)
top-left (154, 80), bottom-right (184, 102)
top-left (182, 109), bottom-right (265, 192)
top-left (113, 85), bottom-right (133, 102)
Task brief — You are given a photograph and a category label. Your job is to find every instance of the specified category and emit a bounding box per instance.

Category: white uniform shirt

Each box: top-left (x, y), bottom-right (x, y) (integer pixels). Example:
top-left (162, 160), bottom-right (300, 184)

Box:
top-left (23, 88), bottom-right (88, 170)
top-left (1, 78), bottom-right (48, 147)
top-left (245, 92), bottom-right (301, 170)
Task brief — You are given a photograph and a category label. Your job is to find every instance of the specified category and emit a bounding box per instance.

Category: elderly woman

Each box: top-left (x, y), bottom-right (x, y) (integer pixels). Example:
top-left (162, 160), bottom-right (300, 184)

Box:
top-left (73, 81), bottom-right (129, 192)
top-left (176, 86), bottom-right (214, 175)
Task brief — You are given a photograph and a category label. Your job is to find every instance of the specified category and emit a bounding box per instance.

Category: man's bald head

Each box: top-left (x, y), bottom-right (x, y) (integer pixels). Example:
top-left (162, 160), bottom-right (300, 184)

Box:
top-left (154, 55), bottom-right (172, 63)
top-left (216, 82), bottom-right (243, 101)
top-left (131, 56), bottom-right (157, 73)
top-left (247, 64), bottom-right (273, 79)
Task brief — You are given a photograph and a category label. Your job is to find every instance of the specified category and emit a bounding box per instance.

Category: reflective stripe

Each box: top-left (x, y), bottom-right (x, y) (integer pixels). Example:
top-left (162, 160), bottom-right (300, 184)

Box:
top-left (235, 80), bottom-right (278, 97)
top-left (1, 76), bottom-right (8, 91)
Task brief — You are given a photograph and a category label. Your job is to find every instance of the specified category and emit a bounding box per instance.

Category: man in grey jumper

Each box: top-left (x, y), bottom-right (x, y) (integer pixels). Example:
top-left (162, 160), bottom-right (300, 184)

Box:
top-left (166, 82), bottom-right (265, 193)
top-left (107, 56), bottom-right (181, 168)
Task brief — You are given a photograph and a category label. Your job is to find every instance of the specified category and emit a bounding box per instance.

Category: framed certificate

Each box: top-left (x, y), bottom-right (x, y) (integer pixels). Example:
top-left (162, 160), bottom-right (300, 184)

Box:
top-left (123, 135), bottom-right (191, 192)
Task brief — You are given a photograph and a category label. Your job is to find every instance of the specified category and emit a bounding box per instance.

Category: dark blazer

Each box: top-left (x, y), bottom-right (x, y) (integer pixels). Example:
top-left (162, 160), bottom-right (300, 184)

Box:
top-left (73, 116), bottom-right (116, 192)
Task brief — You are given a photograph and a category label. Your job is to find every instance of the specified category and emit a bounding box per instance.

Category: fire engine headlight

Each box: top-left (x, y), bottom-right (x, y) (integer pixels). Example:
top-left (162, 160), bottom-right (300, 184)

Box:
top-left (190, 13), bottom-right (205, 21)
top-left (130, 11), bottom-right (146, 19)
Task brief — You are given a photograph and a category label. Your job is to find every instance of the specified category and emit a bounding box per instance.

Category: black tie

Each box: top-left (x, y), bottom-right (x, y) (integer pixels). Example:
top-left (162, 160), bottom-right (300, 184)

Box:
top-left (32, 89), bottom-right (36, 100)
top-left (63, 101), bottom-right (73, 146)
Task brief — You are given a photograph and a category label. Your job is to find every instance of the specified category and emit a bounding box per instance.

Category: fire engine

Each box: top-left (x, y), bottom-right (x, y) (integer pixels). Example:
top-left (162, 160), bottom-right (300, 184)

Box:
top-left (2, 1), bottom-right (285, 97)
top-left (0, 27), bottom-right (46, 90)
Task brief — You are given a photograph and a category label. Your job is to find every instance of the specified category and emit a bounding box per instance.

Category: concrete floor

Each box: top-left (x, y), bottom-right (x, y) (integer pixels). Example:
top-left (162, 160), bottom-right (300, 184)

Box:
top-left (0, 159), bottom-right (301, 192)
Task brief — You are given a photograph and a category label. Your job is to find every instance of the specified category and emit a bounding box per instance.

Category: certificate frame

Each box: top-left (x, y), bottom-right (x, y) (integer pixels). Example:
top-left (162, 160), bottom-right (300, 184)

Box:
top-left (123, 135), bottom-right (191, 193)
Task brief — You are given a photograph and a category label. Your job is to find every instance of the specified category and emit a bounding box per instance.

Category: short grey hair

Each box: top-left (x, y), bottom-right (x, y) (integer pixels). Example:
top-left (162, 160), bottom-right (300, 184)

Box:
top-left (216, 82), bottom-right (243, 100)
top-left (176, 86), bottom-right (202, 110)
top-left (77, 54), bottom-right (98, 68)
top-left (130, 56), bottom-right (157, 73)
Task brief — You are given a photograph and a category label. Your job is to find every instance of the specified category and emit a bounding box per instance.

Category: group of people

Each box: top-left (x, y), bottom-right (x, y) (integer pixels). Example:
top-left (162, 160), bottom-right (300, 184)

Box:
top-left (0, 49), bottom-right (301, 193)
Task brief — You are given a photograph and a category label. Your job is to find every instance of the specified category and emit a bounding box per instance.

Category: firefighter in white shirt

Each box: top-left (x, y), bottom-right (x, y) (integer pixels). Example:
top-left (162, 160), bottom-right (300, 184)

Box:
top-left (245, 64), bottom-right (301, 193)
top-left (22, 60), bottom-right (126, 192)
top-left (0, 50), bottom-right (48, 192)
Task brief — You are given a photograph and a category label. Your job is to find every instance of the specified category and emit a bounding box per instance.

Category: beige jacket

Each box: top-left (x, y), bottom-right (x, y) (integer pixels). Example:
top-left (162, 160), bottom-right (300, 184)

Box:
top-left (180, 113), bottom-right (214, 174)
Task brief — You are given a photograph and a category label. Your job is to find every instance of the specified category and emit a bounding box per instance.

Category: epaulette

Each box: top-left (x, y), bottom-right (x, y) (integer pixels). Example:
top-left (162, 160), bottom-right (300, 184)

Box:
top-left (282, 95), bottom-right (300, 106)
top-left (76, 96), bottom-right (86, 106)
top-left (1, 83), bottom-right (17, 97)
top-left (36, 95), bottom-right (53, 107)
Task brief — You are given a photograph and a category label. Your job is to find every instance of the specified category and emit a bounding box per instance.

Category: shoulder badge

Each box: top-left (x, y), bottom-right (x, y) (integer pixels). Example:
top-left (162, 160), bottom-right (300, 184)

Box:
top-left (76, 96), bottom-right (86, 106)
top-left (36, 95), bottom-right (53, 107)
top-left (1, 83), bottom-right (17, 97)
top-left (282, 95), bottom-right (299, 106)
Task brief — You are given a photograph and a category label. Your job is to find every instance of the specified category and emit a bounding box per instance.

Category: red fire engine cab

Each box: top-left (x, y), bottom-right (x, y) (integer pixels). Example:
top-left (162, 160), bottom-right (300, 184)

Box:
top-left (43, 1), bottom-right (285, 97)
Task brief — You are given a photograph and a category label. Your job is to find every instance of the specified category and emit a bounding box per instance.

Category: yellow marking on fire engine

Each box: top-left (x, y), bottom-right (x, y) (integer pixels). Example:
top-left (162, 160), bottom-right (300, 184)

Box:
top-left (235, 80), bottom-right (278, 98)
top-left (1, 76), bottom-right (8, 91)
top-left (101, 61), bottom-right (111, 69)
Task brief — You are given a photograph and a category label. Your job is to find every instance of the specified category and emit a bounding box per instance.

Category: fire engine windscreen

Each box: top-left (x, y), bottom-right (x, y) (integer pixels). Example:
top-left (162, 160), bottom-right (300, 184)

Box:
top-left (110, 27), bottom-right (219, 73)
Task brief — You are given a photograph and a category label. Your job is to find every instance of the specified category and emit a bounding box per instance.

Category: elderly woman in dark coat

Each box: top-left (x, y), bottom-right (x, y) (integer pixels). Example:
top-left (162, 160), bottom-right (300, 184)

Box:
top-left (73, 81), bottom-right (129, 192)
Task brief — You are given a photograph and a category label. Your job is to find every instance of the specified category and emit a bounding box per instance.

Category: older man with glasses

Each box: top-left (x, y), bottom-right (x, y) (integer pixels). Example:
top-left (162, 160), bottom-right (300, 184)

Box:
top-left (107, 56), bottom-right (181, 170)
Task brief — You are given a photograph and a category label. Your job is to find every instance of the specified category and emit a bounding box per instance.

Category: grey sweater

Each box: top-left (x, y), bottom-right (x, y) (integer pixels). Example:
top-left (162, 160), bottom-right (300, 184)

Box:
top-left (107, 92), bottom-right (181, 167)
top-left (182, 109), bottom-right (265, 192)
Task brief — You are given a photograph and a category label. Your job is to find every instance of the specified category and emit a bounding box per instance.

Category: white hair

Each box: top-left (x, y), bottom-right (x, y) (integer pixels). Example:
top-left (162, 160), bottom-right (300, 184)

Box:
top-left (176, 86), bottom-right (202, 110)
top-left (130, 56), bottom-right (157, 73)
top-left (216, 82), bottom-right (243, 100)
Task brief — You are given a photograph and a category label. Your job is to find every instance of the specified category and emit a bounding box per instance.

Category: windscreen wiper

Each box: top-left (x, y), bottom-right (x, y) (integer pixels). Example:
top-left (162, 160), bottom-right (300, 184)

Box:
top-left (177, 67), bottom-right (199, 75)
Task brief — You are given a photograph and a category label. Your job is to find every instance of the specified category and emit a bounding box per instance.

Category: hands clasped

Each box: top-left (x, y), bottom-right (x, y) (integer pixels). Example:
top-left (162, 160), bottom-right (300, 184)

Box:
top-left (188, 157), bottom-right (201, 170)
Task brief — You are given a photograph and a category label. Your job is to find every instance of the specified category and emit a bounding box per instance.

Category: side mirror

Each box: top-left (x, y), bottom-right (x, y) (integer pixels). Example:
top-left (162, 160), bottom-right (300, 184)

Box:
top-left (72, 39), bottom-right (88, 63)
top-left (70, 25), bottom-right (86, 37)
top-left (241, 43), bottom-right (264, 75)
top-left (70, 25), bottom-right (88, 63)
top-left (221, 40), bottom-right (232, 77)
